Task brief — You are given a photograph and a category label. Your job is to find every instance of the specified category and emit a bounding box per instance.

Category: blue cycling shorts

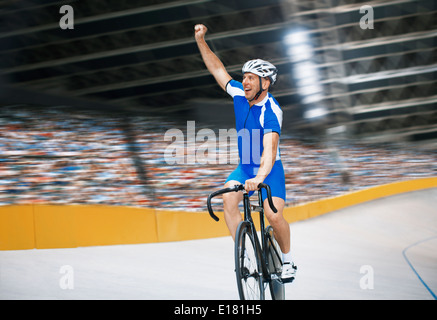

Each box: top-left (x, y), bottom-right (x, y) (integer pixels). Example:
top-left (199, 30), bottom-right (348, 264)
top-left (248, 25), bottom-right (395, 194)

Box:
top-left (225, 160), bottom-right (286, 202)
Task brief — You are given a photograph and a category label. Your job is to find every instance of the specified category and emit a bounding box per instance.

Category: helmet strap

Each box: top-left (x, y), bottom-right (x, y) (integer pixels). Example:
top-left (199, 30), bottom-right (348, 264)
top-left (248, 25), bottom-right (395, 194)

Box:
top-left (249, 76), bottom-right (265, 102)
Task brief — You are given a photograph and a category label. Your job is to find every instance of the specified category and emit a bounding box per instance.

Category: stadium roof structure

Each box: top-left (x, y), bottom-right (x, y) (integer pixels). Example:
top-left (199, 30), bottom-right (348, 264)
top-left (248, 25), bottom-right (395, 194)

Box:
top-left (0, 0), bottom-right (436, 142)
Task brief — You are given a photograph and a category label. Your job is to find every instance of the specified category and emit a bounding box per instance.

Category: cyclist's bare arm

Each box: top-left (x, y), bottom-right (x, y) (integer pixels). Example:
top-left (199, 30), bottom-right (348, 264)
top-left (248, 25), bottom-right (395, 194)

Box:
top-left (245, 132), bottom-right (279, 192)
top-left (194, 24), bottom-right (232, 91)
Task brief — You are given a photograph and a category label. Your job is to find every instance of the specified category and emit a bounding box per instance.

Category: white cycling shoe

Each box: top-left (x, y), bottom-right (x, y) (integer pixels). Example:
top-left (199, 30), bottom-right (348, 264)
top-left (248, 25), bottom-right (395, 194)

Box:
top-left (281, 262), bottom-right (297, 283)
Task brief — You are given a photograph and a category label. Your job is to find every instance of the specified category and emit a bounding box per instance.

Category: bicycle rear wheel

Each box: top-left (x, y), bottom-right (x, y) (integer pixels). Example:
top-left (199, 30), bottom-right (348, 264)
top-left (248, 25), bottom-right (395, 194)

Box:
top-left (265, 225), bottom-right (285, 300)
top-left (235, 221), bottom-right (264, 300)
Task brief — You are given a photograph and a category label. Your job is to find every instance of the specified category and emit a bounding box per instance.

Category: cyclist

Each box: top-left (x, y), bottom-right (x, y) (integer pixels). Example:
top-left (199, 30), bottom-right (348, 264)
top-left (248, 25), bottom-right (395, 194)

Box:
top-left (195, 24), bottom-right (296, 282)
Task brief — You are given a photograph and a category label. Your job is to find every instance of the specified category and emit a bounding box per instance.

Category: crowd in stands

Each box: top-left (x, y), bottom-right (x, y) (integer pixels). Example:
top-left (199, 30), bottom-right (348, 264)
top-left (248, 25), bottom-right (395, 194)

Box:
top-left (1, 105), bottom-right (436, 211)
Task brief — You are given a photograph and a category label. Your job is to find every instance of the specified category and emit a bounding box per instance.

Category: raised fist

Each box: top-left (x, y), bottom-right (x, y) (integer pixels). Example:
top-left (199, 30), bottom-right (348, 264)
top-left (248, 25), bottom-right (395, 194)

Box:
top-left (194, 24), bottom-right (208, 41)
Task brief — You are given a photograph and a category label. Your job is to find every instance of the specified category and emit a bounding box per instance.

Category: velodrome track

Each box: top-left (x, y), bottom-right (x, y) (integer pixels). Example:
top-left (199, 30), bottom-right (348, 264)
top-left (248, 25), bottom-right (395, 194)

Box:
top-left (0, 188), bottom-right (436, 300)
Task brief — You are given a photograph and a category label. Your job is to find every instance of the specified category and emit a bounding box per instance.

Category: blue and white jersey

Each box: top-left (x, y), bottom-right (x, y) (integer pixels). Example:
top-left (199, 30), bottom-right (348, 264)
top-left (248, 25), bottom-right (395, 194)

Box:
top-left (226, 79), bottom-right (283, 170)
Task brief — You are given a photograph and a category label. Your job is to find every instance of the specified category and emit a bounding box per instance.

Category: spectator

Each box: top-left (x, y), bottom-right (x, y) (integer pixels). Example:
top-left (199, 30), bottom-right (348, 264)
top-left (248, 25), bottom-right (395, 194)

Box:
top-left (0, 105), bottom-right (436, 210)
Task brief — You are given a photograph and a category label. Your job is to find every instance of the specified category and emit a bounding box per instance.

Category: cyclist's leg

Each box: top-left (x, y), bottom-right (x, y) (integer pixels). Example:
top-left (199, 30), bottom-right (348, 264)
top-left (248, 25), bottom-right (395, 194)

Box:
top-left (224, 165), bottom-right (249, 240)
top-left (223, 180), bottom-right (243, 240)
top-left (263, 197), bottom-right (289, 254)
top-left (261, 161), bottom-right (290, 255)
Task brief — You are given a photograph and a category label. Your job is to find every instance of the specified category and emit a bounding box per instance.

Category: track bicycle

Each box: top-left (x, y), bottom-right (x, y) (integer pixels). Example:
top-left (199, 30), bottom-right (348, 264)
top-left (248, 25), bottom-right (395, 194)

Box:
top-left (207, 183), bottom-right (285, 300)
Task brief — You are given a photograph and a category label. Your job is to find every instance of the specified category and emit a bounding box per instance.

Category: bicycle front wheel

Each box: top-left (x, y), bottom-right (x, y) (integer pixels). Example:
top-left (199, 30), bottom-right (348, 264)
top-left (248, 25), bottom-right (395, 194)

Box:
top-left (235, 221), bottom-right (264, 300)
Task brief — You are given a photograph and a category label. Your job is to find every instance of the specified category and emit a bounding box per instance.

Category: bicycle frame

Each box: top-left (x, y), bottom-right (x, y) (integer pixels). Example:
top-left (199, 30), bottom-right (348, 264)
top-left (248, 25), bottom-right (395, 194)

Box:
top-left (207, 183), bottom-right (284, 299)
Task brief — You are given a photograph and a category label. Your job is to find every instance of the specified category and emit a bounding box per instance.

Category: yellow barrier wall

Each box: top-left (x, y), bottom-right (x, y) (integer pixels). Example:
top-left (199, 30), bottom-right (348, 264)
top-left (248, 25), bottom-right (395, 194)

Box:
top-left (1, 177), bottom-right (436, 250)
top-left (283, 176), bottom-right (437, 223)
top-left (32, 205), bottom-right (159, 249)
top-left (0, 205), bottom-right (35, 250)
top-left (0, 205), bottom-right (158, 250)
top-left (74, 206), bottom-right (158, 247)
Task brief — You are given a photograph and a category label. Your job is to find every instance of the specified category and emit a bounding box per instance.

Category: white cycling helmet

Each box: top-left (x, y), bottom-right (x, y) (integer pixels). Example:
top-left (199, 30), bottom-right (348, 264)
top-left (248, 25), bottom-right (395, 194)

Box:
top-left (242, 59), bottom-right (277, 85)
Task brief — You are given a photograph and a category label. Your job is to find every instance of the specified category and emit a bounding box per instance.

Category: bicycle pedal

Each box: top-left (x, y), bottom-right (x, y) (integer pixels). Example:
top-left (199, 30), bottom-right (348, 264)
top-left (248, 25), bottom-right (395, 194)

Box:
top-left (281, 276), bottom-right (295, 284)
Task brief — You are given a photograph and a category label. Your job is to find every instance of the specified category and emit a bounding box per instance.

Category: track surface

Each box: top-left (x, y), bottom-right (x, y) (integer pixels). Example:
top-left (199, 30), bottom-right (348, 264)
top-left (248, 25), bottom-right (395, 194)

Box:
top-left (1, 188), bottom-right (436, 300)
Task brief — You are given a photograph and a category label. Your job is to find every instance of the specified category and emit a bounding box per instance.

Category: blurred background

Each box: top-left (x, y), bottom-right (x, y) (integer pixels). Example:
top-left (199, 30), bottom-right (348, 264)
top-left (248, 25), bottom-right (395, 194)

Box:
top-left (0, 0), bottom-right (436, 211)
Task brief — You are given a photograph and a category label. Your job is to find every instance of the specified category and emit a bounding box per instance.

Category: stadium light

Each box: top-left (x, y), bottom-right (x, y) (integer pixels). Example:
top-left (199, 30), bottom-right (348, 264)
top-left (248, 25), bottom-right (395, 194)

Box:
top-left (304, 106), bottom-right (328, 119)
top-left (284, 28), bottom-right (327, 120)
top-left (284, 29), bottom-right (309, 46)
